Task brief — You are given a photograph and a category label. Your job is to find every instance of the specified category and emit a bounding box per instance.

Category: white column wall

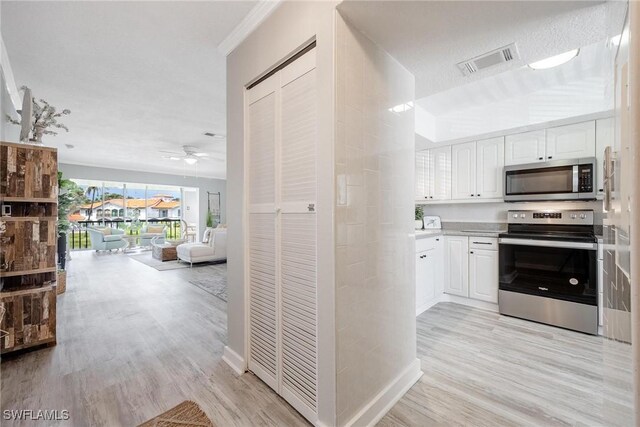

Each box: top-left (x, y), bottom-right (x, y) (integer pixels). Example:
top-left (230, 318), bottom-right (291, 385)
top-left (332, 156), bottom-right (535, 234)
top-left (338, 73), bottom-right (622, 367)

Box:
top-left (335, 13), bottom-right (420, 426)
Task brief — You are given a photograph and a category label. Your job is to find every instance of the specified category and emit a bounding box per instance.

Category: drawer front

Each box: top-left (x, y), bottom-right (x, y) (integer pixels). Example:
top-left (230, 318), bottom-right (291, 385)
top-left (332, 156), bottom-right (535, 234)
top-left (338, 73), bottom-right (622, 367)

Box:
top-left (469, 237), bottom-right (498, 250)
top-left (416, 236), bottom-right (441, 252)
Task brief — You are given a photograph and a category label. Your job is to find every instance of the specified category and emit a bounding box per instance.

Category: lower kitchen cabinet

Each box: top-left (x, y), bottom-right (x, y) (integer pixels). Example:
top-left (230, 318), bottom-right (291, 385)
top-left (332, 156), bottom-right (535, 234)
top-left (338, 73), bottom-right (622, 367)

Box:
top-left (416, 235), bottom-right (443, 315)
top-left (444, 236), bottom-right (469, 297)
top-left (469, 249), bottom-right (499, 303)
top-left (444, 235), bottom-right (499, 304)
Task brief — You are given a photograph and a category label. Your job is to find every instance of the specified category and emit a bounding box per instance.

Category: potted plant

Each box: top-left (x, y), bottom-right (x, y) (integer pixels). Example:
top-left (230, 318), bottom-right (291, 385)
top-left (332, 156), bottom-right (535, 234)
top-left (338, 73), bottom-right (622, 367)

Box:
top-left (415, 205), bottom-right (424, 230)
top-left (57, 173), bottom-right (84, 294)
top-left (206, 209), bottom-right (214, 228)
top-left (6, 87), bottom-right (71, 144)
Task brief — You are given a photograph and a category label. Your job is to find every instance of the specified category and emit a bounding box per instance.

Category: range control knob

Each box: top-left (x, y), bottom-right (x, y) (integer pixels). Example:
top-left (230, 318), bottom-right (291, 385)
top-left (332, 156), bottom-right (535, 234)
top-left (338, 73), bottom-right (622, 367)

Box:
top-left (520, 213), bottom-right (526, 219)
top-left (580, 213), bottom-right (587, 219)
top-left (512, 213), bottom-right (519, 219)
top-left (570, 214), bottom-right (577, 219)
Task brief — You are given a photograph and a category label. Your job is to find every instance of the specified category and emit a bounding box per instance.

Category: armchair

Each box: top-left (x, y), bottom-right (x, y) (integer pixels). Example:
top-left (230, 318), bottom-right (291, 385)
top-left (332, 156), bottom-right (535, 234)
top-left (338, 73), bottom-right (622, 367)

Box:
top-left (139, 224), bottom-right (168, 247)
top-left (87, 227), bottom-right (127, 252)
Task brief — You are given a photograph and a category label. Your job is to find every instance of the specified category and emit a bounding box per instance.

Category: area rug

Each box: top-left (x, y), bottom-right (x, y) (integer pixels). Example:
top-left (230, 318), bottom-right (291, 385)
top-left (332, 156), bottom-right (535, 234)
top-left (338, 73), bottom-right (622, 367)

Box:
top-left (188, 265), bottom-right (227, 302)
top-left (128, 253), bottom-right (190, 271)
top-left (139, 400), bottom-right (215, 427)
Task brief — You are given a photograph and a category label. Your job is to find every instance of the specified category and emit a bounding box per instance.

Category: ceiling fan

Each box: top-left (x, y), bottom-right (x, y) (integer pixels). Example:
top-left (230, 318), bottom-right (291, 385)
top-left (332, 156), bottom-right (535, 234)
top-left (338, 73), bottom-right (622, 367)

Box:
top-left (160, 145), bottom-right (215, 165)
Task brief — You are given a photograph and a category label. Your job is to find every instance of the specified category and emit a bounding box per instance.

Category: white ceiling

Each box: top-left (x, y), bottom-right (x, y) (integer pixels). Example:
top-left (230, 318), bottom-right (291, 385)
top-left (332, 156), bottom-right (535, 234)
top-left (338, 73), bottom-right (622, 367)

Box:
top-left (1, 1), bottom-right (258, 179)
top-left (338, 1), bottom-right (623, 100)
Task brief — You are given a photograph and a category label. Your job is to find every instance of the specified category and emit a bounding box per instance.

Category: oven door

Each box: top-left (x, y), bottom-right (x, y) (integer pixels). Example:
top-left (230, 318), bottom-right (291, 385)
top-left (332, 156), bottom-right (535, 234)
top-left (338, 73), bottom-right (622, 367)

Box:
top-left (498, 237), bottom-right (597, 305)
top-left (503, 158), bottom-right (595, 201)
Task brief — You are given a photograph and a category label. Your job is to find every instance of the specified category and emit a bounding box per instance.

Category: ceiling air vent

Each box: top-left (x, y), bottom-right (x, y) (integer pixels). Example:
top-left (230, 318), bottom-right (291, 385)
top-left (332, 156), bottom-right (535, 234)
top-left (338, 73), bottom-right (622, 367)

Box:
top-left (457, 43), bottom-right (519, 76)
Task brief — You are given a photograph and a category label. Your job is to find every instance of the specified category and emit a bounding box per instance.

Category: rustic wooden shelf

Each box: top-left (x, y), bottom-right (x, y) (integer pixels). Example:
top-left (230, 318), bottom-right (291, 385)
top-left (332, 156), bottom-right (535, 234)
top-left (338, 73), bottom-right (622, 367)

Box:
top-left (0, 216), bottom-right (57, 221)
top-left (0, 267), bottom-right (57, 278)
top-left (0, 197), bottom-right (57, 203)
top-left (0, 283), bottom-right (56, 297)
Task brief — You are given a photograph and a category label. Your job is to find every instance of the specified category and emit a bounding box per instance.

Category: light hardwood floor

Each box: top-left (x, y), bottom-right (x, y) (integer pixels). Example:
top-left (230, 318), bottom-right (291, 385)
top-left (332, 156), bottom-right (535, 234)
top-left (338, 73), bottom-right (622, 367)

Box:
top-left (380, 303), bottom-right (634, 427)
top-left (1, 251), bottom-right (309, 427)
top-left (1, 252), bottom-right (633, 426)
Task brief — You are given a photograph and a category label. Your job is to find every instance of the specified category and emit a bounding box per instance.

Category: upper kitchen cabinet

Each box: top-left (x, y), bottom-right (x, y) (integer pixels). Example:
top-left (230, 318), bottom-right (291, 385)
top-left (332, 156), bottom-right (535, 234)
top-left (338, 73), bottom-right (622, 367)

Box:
top-left (545, 121), bottom-right (595, 161)
top-left (504, 130), bottom-right (546, 166)
top-left (476, 137), bottom-right (505, 199)
top-left (415, 150), bottom-right (427, 200)
top-left (595, 117), bottom-right (614, 196)
top-left (431, 146), bottom-right (451, 200)
top-left (451, 142), bottom-right (476, 199)
top-left (451, 137), bottom-right (504, 200)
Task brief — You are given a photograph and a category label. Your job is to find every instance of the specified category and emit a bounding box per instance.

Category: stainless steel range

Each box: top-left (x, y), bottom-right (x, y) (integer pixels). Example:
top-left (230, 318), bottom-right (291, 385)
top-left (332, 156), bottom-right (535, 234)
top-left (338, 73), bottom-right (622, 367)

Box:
top-left (498, 210), bottom-right (598, 335)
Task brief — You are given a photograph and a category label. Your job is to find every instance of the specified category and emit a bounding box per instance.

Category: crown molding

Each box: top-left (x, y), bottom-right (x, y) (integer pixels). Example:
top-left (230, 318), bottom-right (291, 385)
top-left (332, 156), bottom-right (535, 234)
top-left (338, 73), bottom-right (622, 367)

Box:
top-left (0, 35), bottom-right (21, 111)
top-left (217, 0), bottom-right (283, 56)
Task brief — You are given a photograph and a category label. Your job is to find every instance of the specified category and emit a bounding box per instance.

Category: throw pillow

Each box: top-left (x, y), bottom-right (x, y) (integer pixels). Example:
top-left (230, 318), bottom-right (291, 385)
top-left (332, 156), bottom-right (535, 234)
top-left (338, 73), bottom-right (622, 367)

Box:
top-left (147, 225), bottom-right (164, 234)
top-left (202, 227), bottom-right (213, 244)
top-left (99, 228), bottom-right (112, 236)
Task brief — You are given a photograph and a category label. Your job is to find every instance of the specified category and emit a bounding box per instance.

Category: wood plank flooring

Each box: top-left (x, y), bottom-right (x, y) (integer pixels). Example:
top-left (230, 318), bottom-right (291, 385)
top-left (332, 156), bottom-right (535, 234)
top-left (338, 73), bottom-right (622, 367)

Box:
top-left (0, 251), bottom-right (308, 427)
top-left (1, 251), bottom-right (633, 426)
top-left (380, 302), bottom-right (633, 427)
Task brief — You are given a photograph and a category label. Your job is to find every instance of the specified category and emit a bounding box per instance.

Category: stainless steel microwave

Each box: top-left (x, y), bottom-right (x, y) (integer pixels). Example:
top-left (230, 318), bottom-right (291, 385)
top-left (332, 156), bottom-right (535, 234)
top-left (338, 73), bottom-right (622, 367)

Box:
top-left (504, 158), bottom-right (597, 202)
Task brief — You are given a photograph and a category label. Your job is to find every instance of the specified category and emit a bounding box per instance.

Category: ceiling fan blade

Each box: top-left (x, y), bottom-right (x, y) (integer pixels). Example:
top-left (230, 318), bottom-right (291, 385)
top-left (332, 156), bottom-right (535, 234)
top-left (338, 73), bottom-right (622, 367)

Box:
top-left (162, 155), bottom-right (183, 160)
top-left (193, 152), bottom-right (209, 157)
top-left (159, 150), bottom-right (185, 155)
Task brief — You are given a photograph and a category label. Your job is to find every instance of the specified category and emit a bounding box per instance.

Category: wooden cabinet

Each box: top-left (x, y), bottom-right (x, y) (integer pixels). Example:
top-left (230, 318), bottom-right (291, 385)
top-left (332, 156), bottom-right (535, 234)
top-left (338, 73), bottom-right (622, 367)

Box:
top-left (469, 249), bottom-right (499, 303)
top-left (444, 236), bottom-right (468, 297)
top-left (0, 141), bottom-right (58, 354)
top-left (596, 118), bottom-right (614, 196)
top-left (416, 235), bottom-right (444, 315)
top-left (476, 137), bottom-right (504, 199)
top-left (451, 142), bottom-right (476, 200)
top-left (545, 121), bottom-right (595, 161)
top-left (505, 130), bottom-right (546, 166)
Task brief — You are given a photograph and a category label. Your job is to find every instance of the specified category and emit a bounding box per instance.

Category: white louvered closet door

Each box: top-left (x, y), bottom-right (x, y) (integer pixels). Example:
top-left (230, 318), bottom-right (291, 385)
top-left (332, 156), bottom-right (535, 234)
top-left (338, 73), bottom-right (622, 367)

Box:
top-left (247, 74), bottom-right (279, 391)
top-left (246, 47), bottom-right (318, 423)
top-left (278, 50), bottom-right (317, 421)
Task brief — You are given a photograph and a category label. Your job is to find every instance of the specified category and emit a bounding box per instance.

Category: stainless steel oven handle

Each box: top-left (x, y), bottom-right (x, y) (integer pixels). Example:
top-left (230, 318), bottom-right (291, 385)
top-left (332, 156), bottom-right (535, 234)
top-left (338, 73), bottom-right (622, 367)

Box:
top-left (498, 237), bottom-right (597, 250)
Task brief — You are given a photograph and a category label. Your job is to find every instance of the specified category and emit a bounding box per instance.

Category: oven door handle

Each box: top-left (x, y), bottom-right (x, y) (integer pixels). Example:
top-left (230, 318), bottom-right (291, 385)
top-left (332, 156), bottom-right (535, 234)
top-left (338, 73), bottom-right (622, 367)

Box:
top-left (498, 237), bottom-right (597, 250)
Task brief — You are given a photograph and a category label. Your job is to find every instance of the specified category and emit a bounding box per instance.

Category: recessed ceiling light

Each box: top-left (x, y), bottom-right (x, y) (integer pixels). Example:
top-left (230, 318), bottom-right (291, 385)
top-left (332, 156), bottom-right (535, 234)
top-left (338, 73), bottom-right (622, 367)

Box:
top-left (528, 49), bottom-right (579, 70)
top-left (184, 157), bottom-right (198, 165)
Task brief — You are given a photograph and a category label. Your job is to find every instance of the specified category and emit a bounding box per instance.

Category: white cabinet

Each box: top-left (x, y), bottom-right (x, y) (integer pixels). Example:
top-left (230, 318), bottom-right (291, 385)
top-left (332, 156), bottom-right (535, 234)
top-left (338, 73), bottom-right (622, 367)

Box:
top-left (415, 151), bottom-right (426, 200)
top-left (444, 236), bottom-right (469, 297)
top-left (451, 137), bottom-right (504, 200)
top-left (431, 146), bottom-right (451, 200)
top-left (545, 121), bottom-right (595, 161)
top-left (469, 249), bottom-right (499, 303)
top-left (451, 142), bottom-right (476, 200)
top-left (596, 118), bottom-right (614, 196)
top-left (505, 130), bottom-right (546, 166)
top-left (476, 137), bottom-right (505, 199)
top-left (416, 235), bottom-right (444, 315)
top-left (444, 235), bottom-right (499, 304)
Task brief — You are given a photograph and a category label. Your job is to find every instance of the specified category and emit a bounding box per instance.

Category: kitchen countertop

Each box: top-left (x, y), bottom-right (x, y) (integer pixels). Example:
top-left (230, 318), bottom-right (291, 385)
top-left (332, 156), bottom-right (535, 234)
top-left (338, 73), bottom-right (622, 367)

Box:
top-left (415, 229), bottom-right (505, 239)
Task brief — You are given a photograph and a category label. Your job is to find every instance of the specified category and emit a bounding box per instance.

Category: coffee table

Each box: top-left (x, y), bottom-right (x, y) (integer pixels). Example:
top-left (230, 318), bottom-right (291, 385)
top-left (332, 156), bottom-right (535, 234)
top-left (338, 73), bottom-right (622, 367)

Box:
top-left (152, 244), bottom-right (178, 262)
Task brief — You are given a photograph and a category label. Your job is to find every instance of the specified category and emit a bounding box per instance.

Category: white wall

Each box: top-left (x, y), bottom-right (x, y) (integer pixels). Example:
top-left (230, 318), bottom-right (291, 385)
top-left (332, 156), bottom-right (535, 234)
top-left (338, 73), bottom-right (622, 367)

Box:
top-left (182, 188), bottom-right (199, 227)
top-left (58, 163), bottom-right (225, 238)
top-left (226, 2), bottom-right (337, 423)
top-left (1, 70), bottom-right (19, 143)
top-left (335, 13), bottom-right (420, 426)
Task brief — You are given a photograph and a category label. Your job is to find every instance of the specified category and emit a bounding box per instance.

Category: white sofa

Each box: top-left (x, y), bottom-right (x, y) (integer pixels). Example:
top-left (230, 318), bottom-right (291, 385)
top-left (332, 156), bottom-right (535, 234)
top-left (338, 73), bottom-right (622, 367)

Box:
top-left (176, 228), bottom-right (227, 266)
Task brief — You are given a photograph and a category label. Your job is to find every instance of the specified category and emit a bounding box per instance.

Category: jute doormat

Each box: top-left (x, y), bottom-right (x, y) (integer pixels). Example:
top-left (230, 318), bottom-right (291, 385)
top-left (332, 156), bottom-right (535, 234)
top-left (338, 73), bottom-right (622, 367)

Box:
top-left (139, 401), bottom-right (216, 427)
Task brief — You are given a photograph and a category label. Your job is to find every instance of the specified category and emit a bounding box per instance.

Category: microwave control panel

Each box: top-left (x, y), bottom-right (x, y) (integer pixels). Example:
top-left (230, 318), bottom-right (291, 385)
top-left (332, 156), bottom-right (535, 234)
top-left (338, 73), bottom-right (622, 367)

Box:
top-left (578, 164), bottom-right (593, 193)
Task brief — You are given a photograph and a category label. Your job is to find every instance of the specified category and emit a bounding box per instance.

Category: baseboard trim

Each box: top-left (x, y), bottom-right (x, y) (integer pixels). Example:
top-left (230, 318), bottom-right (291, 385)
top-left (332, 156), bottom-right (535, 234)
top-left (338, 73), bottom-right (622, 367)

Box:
top-left (222, 346), bottom-right (246, 375)
top-left (416, 298), bottom-right (440, 316)
top-left (344, 358), bottom-right (423, 427)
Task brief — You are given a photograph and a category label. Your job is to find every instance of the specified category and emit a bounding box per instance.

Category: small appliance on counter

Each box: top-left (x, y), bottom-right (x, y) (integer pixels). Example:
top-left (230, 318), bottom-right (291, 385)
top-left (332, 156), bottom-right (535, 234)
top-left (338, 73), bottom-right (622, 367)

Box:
top-left (498, 209), bottom-right (598, 334)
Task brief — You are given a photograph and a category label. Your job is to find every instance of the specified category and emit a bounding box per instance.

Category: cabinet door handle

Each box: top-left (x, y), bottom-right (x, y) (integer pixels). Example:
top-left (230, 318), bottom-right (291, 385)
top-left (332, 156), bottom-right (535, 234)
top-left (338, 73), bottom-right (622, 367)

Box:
top-left (436, 238), bottom-right (440, 241)
top-left (430, 196), bottom-right (433, 199)
top-left (470, 194), bottom-right (474, 197)
top-left (476, 194), bottom-right (480, 197)
top-left (538, 157), bottom-right (543, 160)
top-left (470, 251), bottom-right (474, 254)
top-left (472, 241), bottom-right (492, 245)
top-left (548, 156), bottom-right (553, 159)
